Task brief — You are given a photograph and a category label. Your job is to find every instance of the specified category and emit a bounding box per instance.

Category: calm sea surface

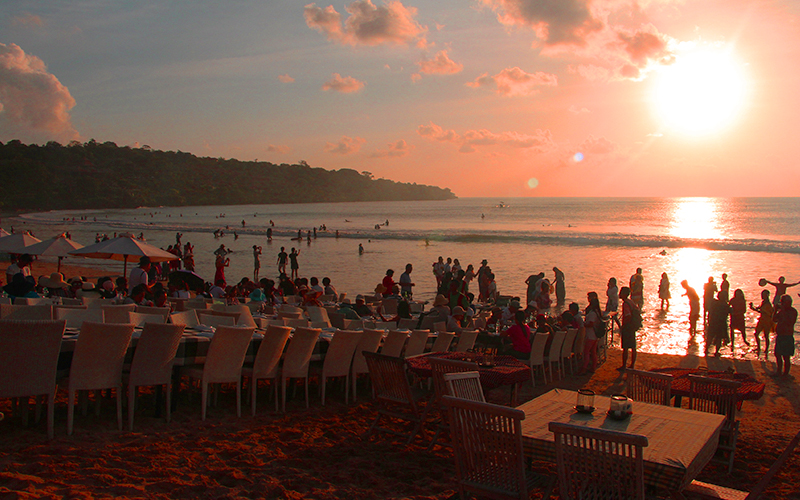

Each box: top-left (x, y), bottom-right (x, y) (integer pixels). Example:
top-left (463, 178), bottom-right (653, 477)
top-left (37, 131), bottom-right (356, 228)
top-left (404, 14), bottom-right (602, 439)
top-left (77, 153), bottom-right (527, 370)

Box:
top-left (15, 197), bottom-right (800, 363)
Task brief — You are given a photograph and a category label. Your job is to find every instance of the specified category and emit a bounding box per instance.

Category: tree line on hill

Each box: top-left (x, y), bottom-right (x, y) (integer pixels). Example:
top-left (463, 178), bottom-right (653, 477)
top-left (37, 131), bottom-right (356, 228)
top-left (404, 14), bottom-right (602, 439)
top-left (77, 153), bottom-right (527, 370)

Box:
top-left (0, 139), bottom-right (456, 211)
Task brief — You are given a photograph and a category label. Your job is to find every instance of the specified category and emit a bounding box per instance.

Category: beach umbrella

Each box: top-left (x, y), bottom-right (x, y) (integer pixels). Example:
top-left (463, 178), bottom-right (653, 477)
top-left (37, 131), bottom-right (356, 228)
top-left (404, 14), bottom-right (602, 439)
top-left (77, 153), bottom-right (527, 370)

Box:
top-left (21, 235), bottom-right (85, 272)
top-left (69, 234), bottom-right (178, 275)
top-left (168, 270), bottom-right (205, 290)
top-left (0, 228), bottom-right (9, 237)
top-left (0, 232), bottom-right (42, 254)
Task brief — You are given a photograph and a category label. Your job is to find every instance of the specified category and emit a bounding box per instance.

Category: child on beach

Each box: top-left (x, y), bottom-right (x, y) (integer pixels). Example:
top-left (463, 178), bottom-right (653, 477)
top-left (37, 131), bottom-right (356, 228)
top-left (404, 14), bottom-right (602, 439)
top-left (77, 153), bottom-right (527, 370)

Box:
top-left (658, 272), bottom-right (671, 309)
top-left (277, 247), bottom-right (288, 274)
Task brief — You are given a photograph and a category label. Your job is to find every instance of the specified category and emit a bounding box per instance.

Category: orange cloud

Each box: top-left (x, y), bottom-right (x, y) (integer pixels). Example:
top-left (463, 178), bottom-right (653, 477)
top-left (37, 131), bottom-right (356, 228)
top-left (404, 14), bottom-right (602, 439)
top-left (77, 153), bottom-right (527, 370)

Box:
top-left (578, 135), bottom-right (615, 154)
top-left (466, 66), bottom-right (557, 96)
top-left (414, 50), bottom-right (463, 79)
top-left (371, 139), bottom-right (413, 158)
top-left (304, 0), bottom-right (427, 47)
top-left (417, 121), bottom-right (553, 153)
top-left (322, 73), bottom-right (365, 93)
top-left (0, 43), bottom-right (78, 141)
top-left (278, 74), bottom-right (295, 83)
top-left (12, 13), bottom-right (44, 28)
top-left (478, 0), bottom-right (603, 46)
top-left (325, 136), bottom-right (366, 154)
top-left (267, 144), bottom-right (291, 154)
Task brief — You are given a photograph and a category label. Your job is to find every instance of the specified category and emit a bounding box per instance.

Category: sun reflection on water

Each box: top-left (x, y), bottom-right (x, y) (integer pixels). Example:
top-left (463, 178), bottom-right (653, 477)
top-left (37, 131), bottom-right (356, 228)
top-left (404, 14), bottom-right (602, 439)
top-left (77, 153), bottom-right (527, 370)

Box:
top-left (668, 197), bottom-right (724, 240)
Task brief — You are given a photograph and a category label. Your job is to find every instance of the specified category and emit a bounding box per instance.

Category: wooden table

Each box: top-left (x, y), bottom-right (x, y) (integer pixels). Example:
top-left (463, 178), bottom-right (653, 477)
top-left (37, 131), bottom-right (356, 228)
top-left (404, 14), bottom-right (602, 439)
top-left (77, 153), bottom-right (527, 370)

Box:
top-left (517, 389), bottom-right (725, 493)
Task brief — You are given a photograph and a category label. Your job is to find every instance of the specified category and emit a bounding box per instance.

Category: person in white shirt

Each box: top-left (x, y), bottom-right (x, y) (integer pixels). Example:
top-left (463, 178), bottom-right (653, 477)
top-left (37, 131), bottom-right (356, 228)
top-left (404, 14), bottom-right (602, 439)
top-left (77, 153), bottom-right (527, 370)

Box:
top-left (310, 276), bottom-right (324, 294)
top-left (209, 279), bottom-right (226, 298)
top-left (128, 256), bottom-right (152, 294)
top-left (6, 254), bottom-right (33, 284)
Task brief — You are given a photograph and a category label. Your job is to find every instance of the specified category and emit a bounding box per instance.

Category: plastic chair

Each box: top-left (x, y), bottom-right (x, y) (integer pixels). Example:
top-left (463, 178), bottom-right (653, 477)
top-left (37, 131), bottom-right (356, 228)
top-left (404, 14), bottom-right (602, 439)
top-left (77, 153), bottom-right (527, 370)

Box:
top-left (128, 311), bottom-right (168, 328)
top-left (444, 396), bottom-right (554, 500)
top-left (280, 327), bottom-right (321, 412)
top-left (170, 310), bottom-right (199, 328)
top-left (404, 330), bottom-right (430, 357)
top-left (0, 304), bottom-right (53, 320)
top-left (126, 323), bottom-right (185, 430)
top-left (380, 330), bottom-right (407, 357)
top-left (626, 369), bottom-right (673, 406)
top-left (135, 306), bottom-right (171, 320)
top-left (688, 374), bottom-right (742, 474)
top-left (550, 422), bottom-right (648, 500)
top-left (181, 326), bottom-right (255, 420)
top-left (101, 304), bottom-right (137, 323)
top-left (318, 330), bottom-right (362, 405)
top-left (56, 308), bottom-right (105, 330)
top-left (545, 330), bottom-right (566, 381)
top-left (65, 322), bottom-right (135, 435)
top-left (443, 371), bottom-right (486, 402)
top-left (0, 319), bottom-right (66, 438)
top-left (197, 313), bottom-right (236, 329)
top-left (351, 329), bottom-right (385, 401)
top-left (363, 351), bottom-right (425, 444)
top-left (242, 325), bottom-right (291, 414)
top-left (430, 332), bottom-right (455, 353)
top-left (528, 333), bottom-right (550, 386)
top-left (454, 330), bottom-right (478, 352)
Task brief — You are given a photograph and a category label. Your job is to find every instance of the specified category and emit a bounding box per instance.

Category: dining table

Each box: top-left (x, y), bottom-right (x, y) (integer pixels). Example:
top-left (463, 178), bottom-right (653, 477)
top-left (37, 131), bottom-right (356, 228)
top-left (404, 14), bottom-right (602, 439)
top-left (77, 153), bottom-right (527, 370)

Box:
top-left (516, 389), bottom-right (726, 494)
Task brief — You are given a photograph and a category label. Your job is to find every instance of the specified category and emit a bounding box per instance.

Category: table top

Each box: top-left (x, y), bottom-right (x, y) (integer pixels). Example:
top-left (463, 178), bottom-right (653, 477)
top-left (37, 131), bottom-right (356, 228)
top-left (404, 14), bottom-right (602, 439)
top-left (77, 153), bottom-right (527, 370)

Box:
top-left (405, 351), bottom-right (530, 391)
top-left (516, 389), bottom-right (725, 492)
top-left (651, 367), bottom-right (765, 401)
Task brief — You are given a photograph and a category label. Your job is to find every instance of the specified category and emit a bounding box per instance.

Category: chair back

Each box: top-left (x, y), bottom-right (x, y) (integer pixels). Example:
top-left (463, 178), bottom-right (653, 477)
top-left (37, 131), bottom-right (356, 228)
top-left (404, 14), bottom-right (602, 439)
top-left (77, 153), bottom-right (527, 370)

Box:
top-left (322, 330), bottom-right (363, 378)
top-left (396, 318), bottom-right (417, 330)
top-left (202, 326), bottom-right (255, 384)
top-left (626, 369), bottom-right (673, 406)
top-left (430, 332), bottom-right (455, 353)
top-left (86, 298), bottom-right (113, 309)
top-left (278, 304), bottom-right (304, 315)
top-left (184, 299), bottom-right (210, 310)
top-left (225, 304), bottom-right (257, 328)
top-left (443, 371), bottom-right (485, 402)
top-left (306, 306), bottom-right (331, 327)
top-left (561, 328), bottom-right (578, 361)
top-left (0, 319), bottom-right (66, 398)
top-left (341, 319), bottom-right (361, 330)
top-left (0, 304), bottom-right (53, 320)
top-left (364, 351), bottom-right (418, 411)
top-left (352, 329), bottom-right (385, 376)
top-left (429, 357), bottom-right (479, 402)
top-left (128, 311), bottom-right (168, 328)
top-left (318, 294), bottom-right (336, 303)
top-left (433, 321), bottom-right (447, 333)
top-left (56, 308), bottom-right (105, 329)
top-left (442, 396), bottom-right (528, 499)
top-left (373, 321), bottom-right (395, 331)
top-left (14, 297), bottom-right (48, 305)
top-left (380, 298), bottom-right (398, 316)
top-left (381, 330), bottom-right (407, 357)
top-left (70, 322), bottom-right (135, 391)
top-left (455, 330), bottom-right (478, 352)
top-left (101, 304), bottom-right (137, 323)
top-left (128, 323), bottom-right (185, 387)
top-left (548, 330), bottom-right (566, 360)
top-left (281, 327), bottom-right (320, 379)
top-left (170, 310), bottom-right (199, 328)
top-left (285, 318), bottom-right (310, 328)
top-left (528, 333), bottom-right (549, 366)
top-left (418, 314), bottom-right (437, 331)
top-left (198, 313), bottom-right (236, 329)
top-left (688, 374), bottom-right (741, 430)
top-left (328, 311), bottom-right (345, 329)
top-left (135, 305), bottom-right (171, 320)
top-left (61, 298), bottom-right (84, 306)
top-left (251, 325), bottom-right (292, 379)
top-left (549, 422), bottom-right (648, 500)
top-left (404, 330), bottom-right (430, 357)
top-left (278, 311), bottom-right (303, 320)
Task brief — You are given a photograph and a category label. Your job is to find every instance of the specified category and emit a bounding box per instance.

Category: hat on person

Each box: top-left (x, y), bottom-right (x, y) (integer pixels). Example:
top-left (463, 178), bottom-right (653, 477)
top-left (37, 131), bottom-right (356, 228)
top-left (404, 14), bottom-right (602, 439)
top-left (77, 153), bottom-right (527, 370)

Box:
top-left (69, 276), bottom-right (83, 285)
top-left (375, 283), bottom-right (387, 294)
top-left (355, 294), bottom-right (365, 302)
top-left (43, 272), bottom-right (69, 289)
top-left (433, 294), bottom-right (448, 307)
top-left (481, 259), bottom-right (488, 265)
top-left (510, 299), bottom-right (521, 309)
top-left (3, 273), bottom-right (35, 296)
top-left (81, 282), bottom-right (96, 291)
top-left (451, 306), bottom-right (466, 316)
top-left (527, 300), bottom-right (538, 309)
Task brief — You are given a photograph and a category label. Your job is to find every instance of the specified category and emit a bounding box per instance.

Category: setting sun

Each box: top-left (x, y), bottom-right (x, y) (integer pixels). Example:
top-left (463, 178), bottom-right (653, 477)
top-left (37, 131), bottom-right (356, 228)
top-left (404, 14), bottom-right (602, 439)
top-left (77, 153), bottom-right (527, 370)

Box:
top-left (652, 47), bottom-right (750, 136)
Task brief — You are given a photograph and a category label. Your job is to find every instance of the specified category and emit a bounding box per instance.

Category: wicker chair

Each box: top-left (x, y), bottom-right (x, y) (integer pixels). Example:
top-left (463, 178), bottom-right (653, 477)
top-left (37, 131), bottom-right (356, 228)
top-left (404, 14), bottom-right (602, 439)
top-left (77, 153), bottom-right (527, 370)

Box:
top-left (443, 371), bottom-right (486, 403)
top-left (0, 319), bottom-right (66, 438)
top-left (688, 374), bottom-right (742, 473)
top-left (397, 317), bottom-right (417, 330)
top-left (223, 305), bottom-right (257, 328)
top-left (128, 311), bottom-right (168, 328)
top-left (197, 313), bottom-right (236, 329)
top-left (100, 304), bottom-right (137, 323)
top-left (280, 327), bottom-right (321, 411)
top-left (242, 325), bottom-right (291, 414)
top-left (528, 333), bottom-right (550, 386)
top-left (126, 323), bottom-right (185, 430)
top-left (169, 310), bottom-right (199, 328)
top-left (56, 308), bottom-right (104, 329)
top-left (351, 329), bottom-right (385, 401)
top-left (455, 330), bottom-right (479, 352)
top-left (380, 330), bottom-right (408, 358)
top-left (134, 305), bottom-right (171, 320)
top-left (430, 332), bottom-right (455, 353)
top-left (317, 330), bottom-right (362, 405)
top-left (363, 351), bottom-right (425, 444)
top-left (544, 330), bottom-right (566, 381)
top-left (560, 328), bottom-right (578, 375)
top-left (626, 369), bottom-right (673, 406)
top-left (0, 304), bottom-right (53, 320)
top-left (404, 330), bottom-right (430, 358)
top-left (443, 396), bottom-right (554, 500)
top-left (549, 422), bottom-right (648, 500)
top-left (305, 306), bottom-right (331, 327)
top-left (433, 321), bottom-right (447, 333)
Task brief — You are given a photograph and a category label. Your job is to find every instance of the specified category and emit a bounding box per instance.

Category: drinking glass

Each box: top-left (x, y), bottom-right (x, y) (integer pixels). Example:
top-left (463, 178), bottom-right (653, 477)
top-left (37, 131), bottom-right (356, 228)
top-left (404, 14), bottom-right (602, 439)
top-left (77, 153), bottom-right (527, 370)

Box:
top-left (576, 389), bottom-right (595, 410)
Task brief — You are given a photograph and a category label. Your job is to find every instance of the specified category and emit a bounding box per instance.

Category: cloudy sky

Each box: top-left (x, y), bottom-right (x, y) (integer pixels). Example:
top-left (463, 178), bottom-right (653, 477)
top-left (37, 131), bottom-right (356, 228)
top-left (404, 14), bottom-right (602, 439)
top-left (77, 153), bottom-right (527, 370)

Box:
top-left (2, 0), bottom-right (800, 197)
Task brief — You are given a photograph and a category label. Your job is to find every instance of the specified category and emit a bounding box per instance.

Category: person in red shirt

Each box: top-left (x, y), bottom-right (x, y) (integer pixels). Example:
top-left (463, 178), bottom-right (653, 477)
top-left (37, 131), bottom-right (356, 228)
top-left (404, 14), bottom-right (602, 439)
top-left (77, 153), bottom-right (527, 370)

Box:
top-left (381, 269), bottom-right (395, 298)
top-left (502, 310), bottom-right (531, 360)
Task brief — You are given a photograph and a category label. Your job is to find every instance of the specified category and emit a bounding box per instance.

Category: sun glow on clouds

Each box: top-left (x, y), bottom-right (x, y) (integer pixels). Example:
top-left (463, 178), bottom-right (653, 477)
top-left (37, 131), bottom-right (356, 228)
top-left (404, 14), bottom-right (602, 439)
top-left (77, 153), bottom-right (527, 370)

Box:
top-left (304, 0), bottom-right (427, 47)
top-left (466, 67), bottom-right (557, 96)
top-left (325, 136), bottom-right (365, 155)
top-left (322, 73), bottom-right (365, 93)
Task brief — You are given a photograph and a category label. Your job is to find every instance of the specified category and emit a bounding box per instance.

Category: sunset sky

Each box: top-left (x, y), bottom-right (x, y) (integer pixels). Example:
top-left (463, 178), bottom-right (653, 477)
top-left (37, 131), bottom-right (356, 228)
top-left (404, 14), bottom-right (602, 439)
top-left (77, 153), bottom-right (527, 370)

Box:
top-left (2, 1), bottom-right (800, 197)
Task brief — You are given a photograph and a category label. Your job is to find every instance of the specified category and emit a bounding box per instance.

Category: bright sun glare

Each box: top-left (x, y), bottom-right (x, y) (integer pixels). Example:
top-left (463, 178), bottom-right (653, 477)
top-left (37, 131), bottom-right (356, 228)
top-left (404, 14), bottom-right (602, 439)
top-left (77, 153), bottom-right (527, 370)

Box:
top-left (652, 47), bottom-right (749, 136)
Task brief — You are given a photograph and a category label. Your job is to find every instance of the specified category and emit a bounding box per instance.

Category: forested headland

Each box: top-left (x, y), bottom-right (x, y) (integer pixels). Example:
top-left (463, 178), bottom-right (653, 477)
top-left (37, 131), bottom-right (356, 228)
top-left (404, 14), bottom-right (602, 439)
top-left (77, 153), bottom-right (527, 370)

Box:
top-left (0, 140), bottom-right (456, 211)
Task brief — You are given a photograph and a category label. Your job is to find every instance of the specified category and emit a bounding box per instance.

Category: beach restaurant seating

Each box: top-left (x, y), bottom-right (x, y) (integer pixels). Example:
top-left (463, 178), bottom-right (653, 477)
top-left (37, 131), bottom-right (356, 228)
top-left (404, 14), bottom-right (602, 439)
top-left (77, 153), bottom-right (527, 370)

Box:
top-left (316, 330), bottom-right (362, 406)
top-left (444, 396), bottom-right (554, 500)
top-left (306, 306), bottom-right (331, 327)
top-left (56, 307), bottom-right (104, 330)
top-left (404, 330), bottom-right (430, 358)
top-left (127, 312), bottom-right (168, 328)
top-left (100, 304), bottom-right (136, 323)
top-left (363, 351), bottom-right (425, 444)
top-left (559, 328), bottom-right (578, 376)
top-left (380, 330), bottom-right (407, 358)
top-left (397, 317), bottom-right (418, 330)
top-left (0, 319), bottom-right (66, 439)
top-left (242, 325), bottom-right (292, 415)
top-left (454, 330), bottom-right (478, 352)
top-left (14, 297), bottom-right (49, 306)
top-left (0, 304), bottom-right (53, 320)
top-left (65, 322), bottom-right (135, 435)
top-left (544, 330), bottom-right (566, 381)
top-left (550, 422), bottom-right (647, 500)
top-left (169, 310), bottom-right (199, 328)
top-left (430, 332), bottom-right (455, 353)
top-left (426, 357), bottom-right (480, 450)
top-left (688, 374), bottom-right (742, 474)
top-left (126, 323), bottom-right (185, 430)
top-left (443, 371), bottom-right (485, 403)
top-left (626, 369), bottom-right (673, 406)
top-left (197, 313), bottom-right (236, 329)
top-left (135, 306), bottom-right (171, 321)
top-left (223, 304), bottom-right (257, 328)
top-left (528, 333), bottom-right (550, 386)
top-left (281, 327), bottom-right (321, 412)
top-left (351, 329), bottom-right (384, 401)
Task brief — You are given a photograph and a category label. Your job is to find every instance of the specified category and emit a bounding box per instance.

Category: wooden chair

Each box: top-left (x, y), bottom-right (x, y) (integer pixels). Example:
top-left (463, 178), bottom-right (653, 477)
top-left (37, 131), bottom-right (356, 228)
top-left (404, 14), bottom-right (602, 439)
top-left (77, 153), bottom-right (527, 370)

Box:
top-left (363, 351), bottom-right (425, 444)
top-left (443, 396), bottom-right (553, 500)
top-left (65, 322), bottom-right (135, 435)
top-left (280, 327), bottom-right (320, 412)
top-left (443, 371), bottom-right (485, 403)
top-left (626, 369), bottom-right (673, 406)
top-left (180, 326), bottom-right (255, 420)
top-left (126, 323), bottom-right (185, 430)
top-left (380, 330), bottom-right (407, 357)
top-left (688, 374), bottom-right (742, 474)
top-left (404, 330), bottom-right (429, 358)
top-left (528, 333), bottom-right (550, 386)
top-left (56, 308), bottom-right (104, 329)
top-left (430, 332), bottom-right (455, 353)
top-left (550, 422), bottom-right (648, 500)
top-left (317, 330), bottom-right (362, 405)
top-left (128, 311), bottom-right (168, 328)
top-left (242, 325), bottom-right (291, 414)
top-left (544, 330), bottom-right (566, 381)
top-left (169, 310), bottom-right (199, 328)
top-left (351, 329), bottom-right (385, 401)
top-left (0, 319), bottom-right (66, 438)
top-left (683, 429), bottom-right (800, 500)
top-left (426, 358), bottom-right (482, 450)
top-left (454, 330), bottom-right (479, 352)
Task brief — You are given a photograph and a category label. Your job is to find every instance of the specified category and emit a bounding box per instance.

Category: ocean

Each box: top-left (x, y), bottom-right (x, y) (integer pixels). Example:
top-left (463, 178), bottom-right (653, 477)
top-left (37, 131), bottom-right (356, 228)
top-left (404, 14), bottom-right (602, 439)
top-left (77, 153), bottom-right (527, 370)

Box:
top-left (14, 197), bottom-right (800, 363)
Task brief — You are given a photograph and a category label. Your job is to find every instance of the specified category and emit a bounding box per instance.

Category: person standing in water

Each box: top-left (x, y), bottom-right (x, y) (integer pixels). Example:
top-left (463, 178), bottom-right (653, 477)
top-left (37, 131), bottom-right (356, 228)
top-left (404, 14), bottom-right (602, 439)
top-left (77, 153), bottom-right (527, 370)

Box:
top-left (629, 268), bottom-right (644, 310)
top-left (749, 289), bottom-right (774, 358)
top-left (253, 245), bottom-right (262, 281)
top-left (289, 247), bottom-right (300, 280)
top-left (763, 276), bottom-right (800, 307)
top-left (552, 267), bottom-right (566, 304)
top-left (658, 272), bottom-right (671, 310)
top-left (277, 247), bottom-right (288, 275)
top-left (772, 294), bottom-right (797, 377)
top-left (681, 280), bottom-right (700, 335)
